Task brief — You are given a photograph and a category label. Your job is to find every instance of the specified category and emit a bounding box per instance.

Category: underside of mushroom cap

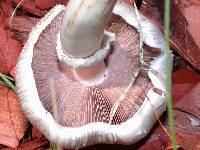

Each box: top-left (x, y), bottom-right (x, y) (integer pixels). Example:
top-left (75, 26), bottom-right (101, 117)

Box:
top-left (16, 3), bottom-right (168, 149)
top-left (32, 12), bottom-right (158, 127)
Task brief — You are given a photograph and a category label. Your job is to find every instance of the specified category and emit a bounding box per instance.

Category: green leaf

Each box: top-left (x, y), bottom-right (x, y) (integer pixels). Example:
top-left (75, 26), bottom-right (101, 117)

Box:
top-left (0, 72), bottom-right (16, 91)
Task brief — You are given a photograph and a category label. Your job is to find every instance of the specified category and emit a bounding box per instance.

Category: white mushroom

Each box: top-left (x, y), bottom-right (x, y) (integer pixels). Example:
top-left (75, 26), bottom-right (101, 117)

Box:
top-left (15, 0), bottom-right (169, 149)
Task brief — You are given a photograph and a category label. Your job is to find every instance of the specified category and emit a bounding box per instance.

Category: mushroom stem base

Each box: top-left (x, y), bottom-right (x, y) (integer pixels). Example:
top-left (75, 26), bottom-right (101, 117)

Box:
top-left (73, 61), bottom-right (108, 86)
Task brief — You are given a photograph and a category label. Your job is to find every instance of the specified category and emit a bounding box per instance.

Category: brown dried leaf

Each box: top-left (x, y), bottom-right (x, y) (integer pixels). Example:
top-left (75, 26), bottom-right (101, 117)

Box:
top-left (1, 0), bottom-right (14, 17)
top-left (5, 16), bottom-right (39, 33)
top-left (31, 127), bottom-right (43, 140)
top-left (35, 0), bottom-right (54, 10)
top-left (0, 25), bottom-right (22, 75)
top-left (180, 4), bottom-right (200, 48)
top-left (140, 0), bottom-right (200, 70)
top-left (35, 0), bottom-right (68, 10)
top-left (172, 67), bottom-right (200, 104)
top-left (0, 86), bottom-right (28, 148)
top-left (173, 82), bottom-right (200, 150)
top-left (0, 138), bottom-right (49, 150)
top-left (11, 0), bottom-right (45, 17)
top-left (181, 0), bottom-right (200, 6)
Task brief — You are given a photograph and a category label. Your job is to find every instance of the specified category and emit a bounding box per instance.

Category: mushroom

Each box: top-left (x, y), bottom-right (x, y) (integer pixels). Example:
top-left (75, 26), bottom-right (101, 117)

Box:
top-left (16, 0), bottom-right (169, 149)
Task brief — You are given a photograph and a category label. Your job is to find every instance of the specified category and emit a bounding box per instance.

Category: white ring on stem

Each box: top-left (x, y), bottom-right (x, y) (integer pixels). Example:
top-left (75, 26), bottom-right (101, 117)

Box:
top-left (57, 31), bottom-right (115, 69)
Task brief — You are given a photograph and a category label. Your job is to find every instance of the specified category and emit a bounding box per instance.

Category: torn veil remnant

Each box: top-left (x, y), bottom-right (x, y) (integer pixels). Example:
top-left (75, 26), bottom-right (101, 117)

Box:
top-left (16, 0), bottom-right (169, 149)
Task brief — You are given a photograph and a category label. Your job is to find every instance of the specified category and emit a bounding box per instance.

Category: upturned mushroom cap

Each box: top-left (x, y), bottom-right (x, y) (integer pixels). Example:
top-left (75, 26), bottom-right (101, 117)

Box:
top-left (16, 1), bottom-right (169, 149)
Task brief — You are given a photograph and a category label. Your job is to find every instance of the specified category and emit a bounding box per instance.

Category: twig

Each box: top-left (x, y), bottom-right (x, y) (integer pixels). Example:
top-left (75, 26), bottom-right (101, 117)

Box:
top-left (10, 0), bottom-right (25, 28)
top-left (109, 68), bottom-right (140, 124)
top-left (109, 3), bottom-right (145, 124)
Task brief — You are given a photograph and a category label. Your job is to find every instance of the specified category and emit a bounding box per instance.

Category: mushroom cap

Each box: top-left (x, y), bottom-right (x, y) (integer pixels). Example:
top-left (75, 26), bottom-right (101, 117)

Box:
top-left (32, 12), bottom-right (155, 127)
top-left (16, 3), bottom-right (167, 149)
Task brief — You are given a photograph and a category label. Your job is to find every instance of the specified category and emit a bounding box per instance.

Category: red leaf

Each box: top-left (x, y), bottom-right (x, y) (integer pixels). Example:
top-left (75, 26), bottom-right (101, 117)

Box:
top-left (138, 80), bottom-right (200, 149)
top-left (172, 68), bottom-right (200, 84)
top-left (0, 138), bottom-right (49, 150)
top-left (172, 67), bottom-right (200, 103)
top-left (175, 82), bottom-right (200, 119)
top-left (35, 0), bottom-right (53, 10)
top-left (181, 0), bottom-right (200, 6)
top-left (172, 83), bottom-right (196, 104)
top-left (138, 125), bottom-right (169, 150)
top-left (0, 86), bottom-right (28, 148)
top-left (5, 16), bottom-right (39, 33)
top-left (140, 0), bottom-right (200, 70)
top-left (164, 133), bottom-right (183, 150)
top-left (176, 132), bottom-right (200, 150)
top-left (0, 25), bottom-right (22, 75)
top-left (180, 4), bottom-right (200, 48)
top-left (11, 0), bottom-right (45, 17)
top-left (32, 127), bottom-right (43, 139)
top-left (0, 15), bottom-right (5, 26)
top-left (1, 0), bottom-right (14, 17)
top-left (35, 0), bottom-right (68, 10)
top-left (172, 83), bottom-right (200, 149)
